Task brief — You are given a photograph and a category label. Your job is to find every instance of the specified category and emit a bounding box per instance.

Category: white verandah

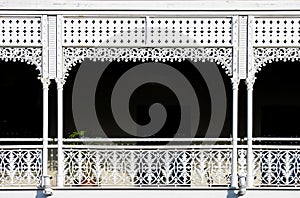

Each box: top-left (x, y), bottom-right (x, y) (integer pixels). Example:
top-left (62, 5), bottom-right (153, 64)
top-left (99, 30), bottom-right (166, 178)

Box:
top-left (1, 2), bottom-right (300, 192)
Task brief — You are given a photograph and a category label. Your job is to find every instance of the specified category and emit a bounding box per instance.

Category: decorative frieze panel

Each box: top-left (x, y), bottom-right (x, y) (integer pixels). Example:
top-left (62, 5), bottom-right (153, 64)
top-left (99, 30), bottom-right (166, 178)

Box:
top-left (61, 47), bottom-right (232, 82)
top-left (148, 18), bottom-right (232, 47)
top-left (0, 47), bottom-right (42, 75)
top-left (63, 17), bottom-right (146, 46)
top-left (0, 16), bottom-right (42, 46)
top-left (248, 17), bottom-right (300, 80)
top-left (62, 16), bottom-right (233, 47)
top-left (0, 149), bottom-right (42, 186)
top-left (0, 16), bottom-right (44, 79)
top-left (252, 17), bottom-right (300, 46)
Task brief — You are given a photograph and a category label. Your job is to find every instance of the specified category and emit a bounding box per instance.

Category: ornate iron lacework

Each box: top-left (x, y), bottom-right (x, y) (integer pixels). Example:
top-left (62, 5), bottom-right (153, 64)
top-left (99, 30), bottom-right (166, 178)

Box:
top-left (253, 149), bottom-right (300, 187)
top-left (63, 148), bottom-right (233, 187)
top-left (0, 149), bottom-right (42, 186)
top-left (63, 47), bottom-right (232, 80)
top-left (238, 149), bottom-right (247, 176)
top-left (0, 47), bottom-right (42, 75)
top-left (252, 48), bottom-right (300, 75)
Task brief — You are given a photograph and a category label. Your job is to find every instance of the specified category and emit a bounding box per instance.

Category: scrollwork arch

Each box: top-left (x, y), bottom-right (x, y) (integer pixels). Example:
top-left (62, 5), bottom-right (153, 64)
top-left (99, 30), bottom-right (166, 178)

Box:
top-left (0, 47), bottom-right (43, 77)
top-left (249, 48), bottom-right (300, 83)
top-left (61, 47), bottom-right (233, 83)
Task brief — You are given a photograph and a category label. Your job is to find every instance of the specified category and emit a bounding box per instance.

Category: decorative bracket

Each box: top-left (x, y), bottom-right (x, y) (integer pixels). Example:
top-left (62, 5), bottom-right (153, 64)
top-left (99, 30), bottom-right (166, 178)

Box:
top-left (245, 77), bottom-right (255, 91)
top-left (40, 77), bottom-right (51, 90)
top-left (231, 77), bottom-right (240, 90)
top-left (55, 78), bottom-right (65, 90)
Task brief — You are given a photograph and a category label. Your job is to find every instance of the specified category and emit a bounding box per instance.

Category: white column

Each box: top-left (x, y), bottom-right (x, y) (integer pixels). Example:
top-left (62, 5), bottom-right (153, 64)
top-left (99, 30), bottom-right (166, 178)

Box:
top-left (42, 78), bottom-right (50, 176)
top-left (246, 78), bottom-right (255, 187)
top-left (56, 79), bottom-right (64, 187)
top-left (231, 77), bottom-right (240, 188)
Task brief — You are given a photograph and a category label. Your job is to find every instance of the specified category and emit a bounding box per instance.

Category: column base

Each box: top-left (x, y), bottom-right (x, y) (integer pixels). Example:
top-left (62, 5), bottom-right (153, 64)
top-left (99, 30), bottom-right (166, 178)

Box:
top-left (56, 174), bottom-right (64, 187)
top-left (231, 175), bottom-right (238, 188)
top-left (246, 175), bottom-right (254, 187)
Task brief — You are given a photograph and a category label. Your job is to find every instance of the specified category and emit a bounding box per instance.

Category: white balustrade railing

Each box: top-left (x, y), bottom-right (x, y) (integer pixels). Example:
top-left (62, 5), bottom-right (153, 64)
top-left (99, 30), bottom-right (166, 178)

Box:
top-left (0, 139), bottom-right (43, 187)
top-left (1, 138), bottom-right (300, 188)
top-left (252, 147), bottom-right (300, 187)
top-left (0, 148), bottom-right (42, 186)
top-left (62, 138), bottom-right (234, 187)
top-left (63, 147), bottom-right (232, 187)
top-left (251, 138), bottom-right (300, 187)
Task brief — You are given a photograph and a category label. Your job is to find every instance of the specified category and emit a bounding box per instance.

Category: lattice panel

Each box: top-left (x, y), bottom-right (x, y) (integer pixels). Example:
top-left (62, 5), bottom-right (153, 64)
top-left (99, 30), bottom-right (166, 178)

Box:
top-left (0, 149), bottom-right (42, 186)
top-left (0, 17), bottom-right (42, 46)
top-left (63, 17), bottom-right (146, 46)
top-left (253, 18), bottom-right (300, 46)
top-left (148, 18), bottom-right (232, 46)
top-left (253, 149), bottom-right (300, 187)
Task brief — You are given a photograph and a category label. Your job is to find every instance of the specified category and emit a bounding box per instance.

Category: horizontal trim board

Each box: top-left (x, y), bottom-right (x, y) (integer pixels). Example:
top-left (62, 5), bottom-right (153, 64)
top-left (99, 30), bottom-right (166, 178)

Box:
top-left (1, 1), bottom-right (300, 11)
top-left (2, 189), bottom-right (300, 198)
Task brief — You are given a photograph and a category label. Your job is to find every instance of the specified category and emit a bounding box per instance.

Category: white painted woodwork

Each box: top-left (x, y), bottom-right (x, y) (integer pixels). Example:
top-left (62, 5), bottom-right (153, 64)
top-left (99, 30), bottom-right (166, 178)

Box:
top-left (1, 1), bottom-right (300, 195)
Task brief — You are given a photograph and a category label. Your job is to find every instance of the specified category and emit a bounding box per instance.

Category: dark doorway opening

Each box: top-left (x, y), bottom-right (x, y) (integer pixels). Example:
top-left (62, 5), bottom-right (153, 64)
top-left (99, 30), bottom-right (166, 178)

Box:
top-left (0, 61), bottom-right (42, 139)
top-left (254, 61), bottom-right (300, 140)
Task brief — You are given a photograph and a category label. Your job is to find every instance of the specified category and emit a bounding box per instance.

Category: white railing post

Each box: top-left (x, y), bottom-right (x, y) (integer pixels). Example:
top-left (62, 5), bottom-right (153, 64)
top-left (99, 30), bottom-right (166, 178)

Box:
top-left (41, 78), bottom-right (50, 177)
top-left (246, 78), bottom-right (254, 187)
top-left (56, 79), bottom-right (64, 187)
top-left (231, 77), bottom-right (239, 188)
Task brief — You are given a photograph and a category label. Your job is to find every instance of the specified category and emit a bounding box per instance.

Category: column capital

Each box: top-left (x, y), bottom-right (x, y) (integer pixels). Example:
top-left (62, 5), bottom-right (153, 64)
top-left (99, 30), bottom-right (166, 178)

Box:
top-left (40, 77), bottom-right (51, 90)
top-left (246, 77), bottom-right (256, 91)
top-left (231, 77), bottom-right (240, 90)
top-left (55, 78), bottom-right (65, 90)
